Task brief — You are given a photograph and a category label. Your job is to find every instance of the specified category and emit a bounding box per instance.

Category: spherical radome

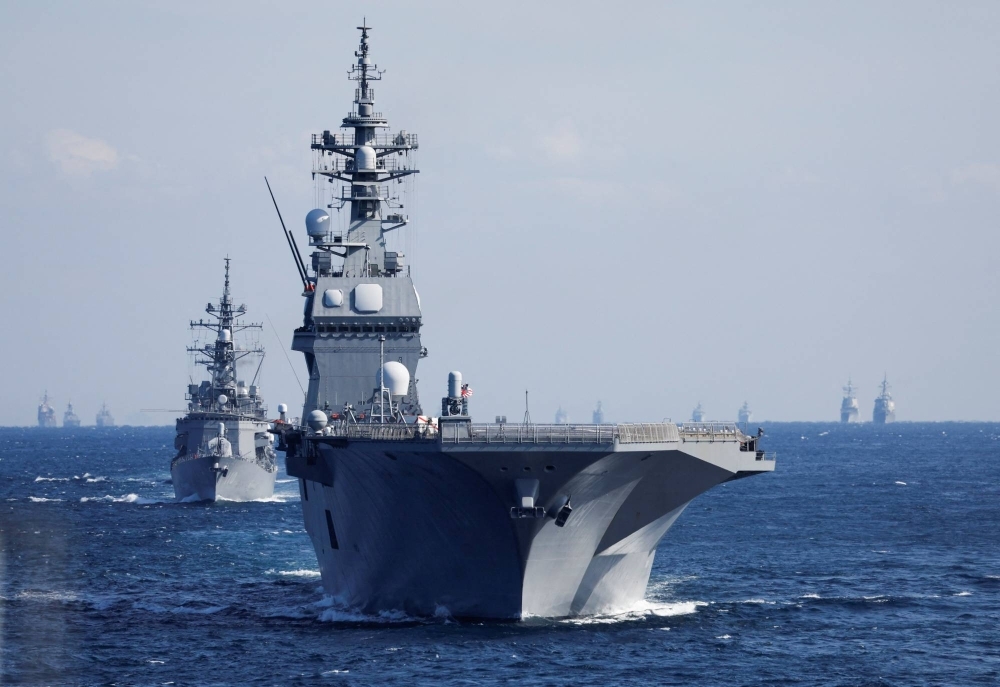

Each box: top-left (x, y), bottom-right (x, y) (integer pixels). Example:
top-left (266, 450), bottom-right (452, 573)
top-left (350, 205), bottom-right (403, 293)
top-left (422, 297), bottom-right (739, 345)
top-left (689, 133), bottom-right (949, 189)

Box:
top-left (305, 208), bottom-right (331, 238)
top-left (378, 361), bottom-right (411, 397)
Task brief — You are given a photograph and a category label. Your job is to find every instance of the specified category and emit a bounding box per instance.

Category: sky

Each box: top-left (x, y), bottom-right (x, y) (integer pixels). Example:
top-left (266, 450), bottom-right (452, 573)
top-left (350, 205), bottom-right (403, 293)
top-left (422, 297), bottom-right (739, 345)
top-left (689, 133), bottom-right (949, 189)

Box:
top-left (1, 1), bottom-right (998, 425)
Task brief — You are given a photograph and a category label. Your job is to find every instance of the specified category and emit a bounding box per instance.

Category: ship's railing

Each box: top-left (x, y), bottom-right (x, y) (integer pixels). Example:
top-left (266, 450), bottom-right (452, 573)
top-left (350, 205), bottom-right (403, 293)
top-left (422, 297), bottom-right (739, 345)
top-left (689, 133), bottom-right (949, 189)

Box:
top-left (340, 185), bottom-right (389, 200)
top-left (323, 423), bottom-right (432, 441)
top-left (677, 422), bottom-right (743, 443)
top-left (313, 156), bottom-right (408, 174)
top-left (312, 132), bottom-right (418, 148)
top-left (444, 422), bottom-right (681, 445)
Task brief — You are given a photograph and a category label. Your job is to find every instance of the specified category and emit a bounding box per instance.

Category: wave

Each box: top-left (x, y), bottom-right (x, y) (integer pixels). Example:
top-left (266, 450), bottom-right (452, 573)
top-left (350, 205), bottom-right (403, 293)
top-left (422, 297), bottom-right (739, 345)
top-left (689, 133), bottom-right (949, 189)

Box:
top-left (80, 493), bottom-right (165, 504)
top-left (895, 481), bottom-right (907, 486)
top-left (954, 591), bottom-right (972, 596)
top-left (217, 494), bottom-right (299, 503)
top-left (266, 568), bottom-right (321, 578)
top-left (29, 496), bottom-right (64, 502)
top-left (34, 476), bottom-right (69, 482)
top-left (558, 600), bottom-right (707, 625)
top-left (313, 596), bottom-right (417, 624)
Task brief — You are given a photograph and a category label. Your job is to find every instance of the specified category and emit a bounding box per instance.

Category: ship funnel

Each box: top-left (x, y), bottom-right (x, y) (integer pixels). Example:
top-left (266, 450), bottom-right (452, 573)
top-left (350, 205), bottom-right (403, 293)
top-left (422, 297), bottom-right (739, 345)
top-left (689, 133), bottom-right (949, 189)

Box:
top-left (448, 371), bottom-right (462, 399)
top-left (378, 361), bottom-right (410, 398)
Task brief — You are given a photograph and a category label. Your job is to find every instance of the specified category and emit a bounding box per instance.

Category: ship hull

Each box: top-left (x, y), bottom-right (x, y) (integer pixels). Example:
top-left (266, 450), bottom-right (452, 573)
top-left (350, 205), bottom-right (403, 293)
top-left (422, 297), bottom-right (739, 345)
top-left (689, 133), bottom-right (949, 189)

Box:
top-left (840, 410), bottom-right (860, 423)
top-left (172, 416), bottom-right (276, 502)
top-left (288, 431), bottom-right (772, 618)
top-left (171, 454), bottom-right (276, 502)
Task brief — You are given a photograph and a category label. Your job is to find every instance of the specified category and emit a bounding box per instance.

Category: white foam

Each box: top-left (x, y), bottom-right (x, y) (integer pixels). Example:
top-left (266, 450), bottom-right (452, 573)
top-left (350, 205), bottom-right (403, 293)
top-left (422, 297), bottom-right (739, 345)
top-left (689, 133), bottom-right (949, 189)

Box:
top-left (80, 493), bottom-right (164, 504)
top-left (716, 634), bottom-right (732, 639)
top-left (818, 431), bottom-right (829, 436)
top-left (895, 481), bottom-right (907, 486)
top-left (266, 569), bottom-right (321, 578)
top-left (739, 598), bottom-right (775, 605)
top-left (321, 670), bottom-right (349, 675)
top-left (34, 476), bottom-right (69, 482)
top-left (801, 593), bottom-right (822, 599)
top-left (177, 493), bottom-right (202, 503)
top-left (275, 478), bottom-right (296, 483)
top-left (217, 494), bottom-right (299, 503)
top-left (314, 596), bottom-right (414, 624)
top-left (558, 600), bottom-right (707, 625)
top-left (85, 476), bottom-right (107, 483)
top-left (954, 591), bottom-right (972, 597)
top-left (29, 496), bottom-right (64, 503)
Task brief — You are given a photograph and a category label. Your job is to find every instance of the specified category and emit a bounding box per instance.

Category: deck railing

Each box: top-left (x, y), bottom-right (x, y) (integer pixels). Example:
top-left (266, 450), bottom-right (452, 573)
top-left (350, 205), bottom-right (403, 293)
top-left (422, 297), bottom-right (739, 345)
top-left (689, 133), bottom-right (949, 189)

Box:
top-left (315, 422), bottom-right (688, 445)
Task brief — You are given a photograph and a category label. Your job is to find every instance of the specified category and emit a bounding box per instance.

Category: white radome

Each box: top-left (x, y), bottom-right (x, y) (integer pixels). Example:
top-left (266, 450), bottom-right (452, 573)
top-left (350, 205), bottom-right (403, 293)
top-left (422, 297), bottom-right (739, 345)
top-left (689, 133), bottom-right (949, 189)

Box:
top-left (379, 361), bottom-right (411, 397)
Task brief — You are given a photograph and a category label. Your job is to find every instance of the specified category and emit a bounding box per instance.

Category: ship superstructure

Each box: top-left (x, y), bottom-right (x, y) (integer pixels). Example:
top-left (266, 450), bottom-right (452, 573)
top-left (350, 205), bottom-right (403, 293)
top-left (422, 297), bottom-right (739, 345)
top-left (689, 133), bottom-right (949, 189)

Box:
top-left (63, 402), bottom-right (81, 428)
top-left (840, 378), bottom-right (860, 423)
top-left (37, 392), bottom-right (56, 427)
top-left (95, 402), bottom-right (115, 427)
top-left (277, 25), bottom-right (774, 619)
top-left (873, 375), bottom-right (896, 424)
top-left (171, 259), bottom-right (277, 501)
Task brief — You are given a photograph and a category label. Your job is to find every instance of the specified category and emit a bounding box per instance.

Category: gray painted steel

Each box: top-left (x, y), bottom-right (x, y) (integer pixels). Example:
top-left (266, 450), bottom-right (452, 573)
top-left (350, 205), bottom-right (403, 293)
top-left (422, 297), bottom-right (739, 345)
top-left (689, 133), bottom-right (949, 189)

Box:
top-left (277, 25), bottom-right (776, 619)
top-left (841, 378), bottom-right (860, 423)
top-left (171, 260), bottom-right (277, 502)
top-left (873, 375), bottom-right (896, 424)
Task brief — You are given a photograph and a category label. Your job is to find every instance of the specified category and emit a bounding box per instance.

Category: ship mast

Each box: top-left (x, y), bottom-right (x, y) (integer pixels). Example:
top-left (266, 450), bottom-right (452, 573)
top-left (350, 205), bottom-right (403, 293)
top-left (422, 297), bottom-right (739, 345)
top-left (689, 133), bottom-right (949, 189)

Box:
top-left (309, 22), bottom-right (419, 277)
top-left (188, 259), bottom-right (264, 411)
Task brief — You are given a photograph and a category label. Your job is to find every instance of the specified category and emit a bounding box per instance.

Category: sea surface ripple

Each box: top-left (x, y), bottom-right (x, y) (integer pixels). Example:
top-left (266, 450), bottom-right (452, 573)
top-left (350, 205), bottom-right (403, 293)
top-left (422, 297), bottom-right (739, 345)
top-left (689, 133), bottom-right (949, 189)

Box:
top-left (1, 423), bottom-right (999, 685)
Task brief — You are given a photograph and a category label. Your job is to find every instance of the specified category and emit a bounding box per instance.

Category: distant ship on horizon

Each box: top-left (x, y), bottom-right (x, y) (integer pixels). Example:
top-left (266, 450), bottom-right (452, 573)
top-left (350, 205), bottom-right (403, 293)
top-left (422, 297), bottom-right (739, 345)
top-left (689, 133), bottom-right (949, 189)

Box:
top-left (873, 375), bottom-right (896, 424)
top-left (96, 402), bottom-right (115, 428)
top-left (691, 402), bottom-right (706, 422)
top-left (738, 401), bottom-right (752, 424)
top-left (592, 401), bottom-right (604, 424)
top-left (840, 378), bottom-right (860, 423)
top-left (37, 392), bottom-right (57, 428)
top-left (63, 402), bottom-right (81, 428)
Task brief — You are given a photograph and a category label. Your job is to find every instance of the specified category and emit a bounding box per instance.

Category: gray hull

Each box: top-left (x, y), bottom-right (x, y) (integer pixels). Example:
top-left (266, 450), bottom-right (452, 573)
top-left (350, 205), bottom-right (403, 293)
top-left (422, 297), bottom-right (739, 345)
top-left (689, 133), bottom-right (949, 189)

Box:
top-left (171, 454), bottom-right (276, 502)
top-left (288, 425), bottom-right (773, 618)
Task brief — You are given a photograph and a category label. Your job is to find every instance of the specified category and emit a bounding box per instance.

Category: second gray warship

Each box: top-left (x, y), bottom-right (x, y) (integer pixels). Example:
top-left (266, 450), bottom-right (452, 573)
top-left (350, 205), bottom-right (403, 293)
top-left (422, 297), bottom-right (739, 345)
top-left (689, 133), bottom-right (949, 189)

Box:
top-left (63, 402), bottom-right (81, 427)
top-left (171, 260), bottom-right (278, 501)
top-left (873, 375), bottom-right (896, 424)
top-left (276, 25), bottom-right (775, 619)
top-left (840, 378), bottom-right (860, 423)
top-left (691, 402), bottom-right (706, 422)
top-left (37, 392), bottom-right (56, 427)
top-left (95, 402), bottom-right (115, 427)
top-left (737, 402), bottom-right (752, 425)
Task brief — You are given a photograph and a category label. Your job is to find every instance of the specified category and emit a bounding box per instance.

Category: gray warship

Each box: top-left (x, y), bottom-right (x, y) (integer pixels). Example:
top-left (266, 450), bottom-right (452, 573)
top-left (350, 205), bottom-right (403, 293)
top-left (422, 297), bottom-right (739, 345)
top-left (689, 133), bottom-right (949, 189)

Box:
top-left (737, 401), bottom-right (752, 425)
top-left (840, 378), bottom-right (860, 423)
top-left (691, 402), bottom-right (706, 422)
top-left (873, 375), bottom-right (896, 424)
top-left (95, 402), bottom-right (115, 427)
top-left (171, 260), bottom-right (278, 501)
top-left (276, 25), bottom-right (775, 619)
top-left (37, 392), bottom-right (57, 427)
top-left (63, 402), bottom-right (81, 428)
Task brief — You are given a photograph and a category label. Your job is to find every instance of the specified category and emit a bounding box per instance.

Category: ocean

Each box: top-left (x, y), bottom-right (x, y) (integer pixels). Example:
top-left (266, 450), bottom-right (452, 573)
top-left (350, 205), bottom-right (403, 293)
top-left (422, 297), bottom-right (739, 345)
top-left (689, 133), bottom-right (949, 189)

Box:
top-left (1, 423), bottom-right (998, 685)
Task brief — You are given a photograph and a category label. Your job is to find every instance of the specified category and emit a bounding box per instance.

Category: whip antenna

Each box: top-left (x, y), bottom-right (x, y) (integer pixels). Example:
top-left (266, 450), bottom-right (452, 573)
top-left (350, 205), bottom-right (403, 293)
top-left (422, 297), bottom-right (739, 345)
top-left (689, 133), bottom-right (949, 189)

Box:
top-left (265, 177), bottom-right (308, 289)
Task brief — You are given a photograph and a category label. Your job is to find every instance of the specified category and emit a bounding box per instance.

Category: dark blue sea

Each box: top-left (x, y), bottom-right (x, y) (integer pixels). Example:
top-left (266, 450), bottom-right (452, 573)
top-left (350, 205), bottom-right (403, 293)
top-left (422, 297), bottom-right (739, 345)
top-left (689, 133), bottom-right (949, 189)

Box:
top-left (1, 423), bottom-right (998, 686)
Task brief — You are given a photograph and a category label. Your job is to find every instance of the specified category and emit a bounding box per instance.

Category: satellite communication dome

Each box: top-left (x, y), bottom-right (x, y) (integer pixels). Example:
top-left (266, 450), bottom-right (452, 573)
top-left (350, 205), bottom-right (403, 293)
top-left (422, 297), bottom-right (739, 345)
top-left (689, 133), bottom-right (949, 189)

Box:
top-left (355, 146), bottom-right (376, 170)
top-left (218, 328), bottom-right (231, 342)
top-left (307, 409), bottom-right (328, 431)
top-left (305, 209), bottom-right (331, 238)
top-left (277, 403), bottom-right (288, 414)
top-left (378, 361), bottom-right (411, 397)
top-left (217, 394), bottom-right (229, 406)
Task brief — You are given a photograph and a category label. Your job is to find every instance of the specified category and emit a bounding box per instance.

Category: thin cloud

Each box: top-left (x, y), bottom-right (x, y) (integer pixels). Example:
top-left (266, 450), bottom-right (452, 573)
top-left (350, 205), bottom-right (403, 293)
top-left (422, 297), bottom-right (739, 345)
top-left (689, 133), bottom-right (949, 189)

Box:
top-left (539, 120), bottom-right (583, 161)
top-left (45, 128), bottom-right (120, 177)
top-left (950, 162), bottom-right (1000, 193)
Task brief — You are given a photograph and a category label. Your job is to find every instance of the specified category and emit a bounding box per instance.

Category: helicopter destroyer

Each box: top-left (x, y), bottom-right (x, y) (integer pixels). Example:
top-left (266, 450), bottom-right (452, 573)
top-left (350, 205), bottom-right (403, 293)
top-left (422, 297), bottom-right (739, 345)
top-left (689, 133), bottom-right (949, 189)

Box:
top-left (37, 392), bottom-right (57, 427)
top-left (841, 378), bottom-right (860, 423)
top-left (171, 259), bottom-right (277, 501)
top-left (276, 25), bottom-right (775, 619)
top-left (63, 402), bottom-right (81, 428)
top-left (873, 375), bottom-right (896, 424)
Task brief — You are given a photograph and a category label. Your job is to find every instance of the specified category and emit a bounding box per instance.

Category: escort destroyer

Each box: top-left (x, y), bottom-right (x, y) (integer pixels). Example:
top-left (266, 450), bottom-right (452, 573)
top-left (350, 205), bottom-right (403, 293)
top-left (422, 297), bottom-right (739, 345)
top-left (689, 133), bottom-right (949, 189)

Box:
top-left (171, 260), bottom-right (277, 501)
top-left (275, 24), bottom-right (775, 619)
